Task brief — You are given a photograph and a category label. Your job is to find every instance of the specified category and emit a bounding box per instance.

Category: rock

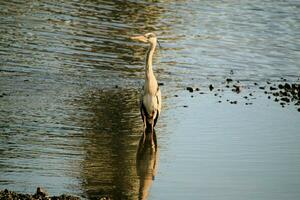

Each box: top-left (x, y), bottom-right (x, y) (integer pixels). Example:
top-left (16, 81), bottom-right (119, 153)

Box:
top-left (284, 83), bottom-right (291, 90)
top-left (270, 86), bottom-right (277, 90)
top-left (254, 82), bottom-right (258, 85)
top-left (115, 85), bottom-right (118, 88)
top-left (232, 85), bottom-right (241, 93)
top-left (195, 88), bottom-right (200, 91)
top-left (298, 108), bottom-right (300, 112)
top-left (158, 82), bottom-right (164, 86)
top-left (230, 101), bottom-right (237, 104)
top-left (34, 187), bottom-right (49, 198)
top-left (273, 92), bottom-right (279, 96)
top-left (226, 78), bottom-right (233, 83)
top-left (259, 86), bottom-right (265, 90)
top-left (267, 81), bottom-right (271, 84)
top-left (281, 97), bottom-right (290, 103)
top-left (174, 94), bottom-right (178, 97)
top-left (278, 84), bottom-right (284, 89)
top-left (186, 87), bottom-right (193, 92)
top-left (209, 84), bottom-right (214, 91)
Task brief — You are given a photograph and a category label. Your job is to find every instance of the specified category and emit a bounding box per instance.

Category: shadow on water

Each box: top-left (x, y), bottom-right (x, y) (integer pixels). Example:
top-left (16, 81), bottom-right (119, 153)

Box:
top-left (136, 128), bottom-right (159, 200)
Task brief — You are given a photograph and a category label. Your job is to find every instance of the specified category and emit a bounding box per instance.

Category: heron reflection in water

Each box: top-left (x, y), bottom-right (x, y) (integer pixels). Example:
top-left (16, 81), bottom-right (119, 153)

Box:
top-left (131, 33), bottom-right (162, 138)
top-left (136, 128), bottom-right (159, 200)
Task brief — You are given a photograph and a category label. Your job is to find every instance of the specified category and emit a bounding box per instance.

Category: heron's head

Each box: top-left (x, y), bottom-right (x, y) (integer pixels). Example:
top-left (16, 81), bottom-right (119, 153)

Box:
top-left (130, 32), bottom-right (157, 45)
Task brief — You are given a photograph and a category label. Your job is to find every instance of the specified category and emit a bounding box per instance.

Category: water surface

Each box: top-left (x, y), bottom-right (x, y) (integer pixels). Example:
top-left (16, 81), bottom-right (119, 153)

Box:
top-left (1, 0), bottom-right (300, 199)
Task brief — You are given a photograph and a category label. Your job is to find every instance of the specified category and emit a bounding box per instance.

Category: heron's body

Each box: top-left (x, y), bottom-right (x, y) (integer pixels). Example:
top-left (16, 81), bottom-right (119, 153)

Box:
top-left (131, 33), bottom-right (162, 131)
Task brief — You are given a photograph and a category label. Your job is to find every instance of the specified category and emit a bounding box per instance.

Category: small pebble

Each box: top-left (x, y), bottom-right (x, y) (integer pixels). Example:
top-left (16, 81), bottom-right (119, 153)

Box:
top-left (226, 78), bottom-right (233, 83)
top-left (209, 84), bottom-right (214, 91)
top-left (186, 87), bottom-right (193, 92)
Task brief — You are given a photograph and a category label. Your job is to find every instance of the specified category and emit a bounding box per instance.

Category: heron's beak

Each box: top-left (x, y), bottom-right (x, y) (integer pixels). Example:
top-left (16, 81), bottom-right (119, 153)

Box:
top-left (130, 35), bottom-right (148, 43)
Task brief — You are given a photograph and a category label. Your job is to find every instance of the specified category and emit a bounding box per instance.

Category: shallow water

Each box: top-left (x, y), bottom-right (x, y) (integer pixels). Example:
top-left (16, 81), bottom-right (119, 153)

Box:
top-left (0, 0), bottom-right (300, 199)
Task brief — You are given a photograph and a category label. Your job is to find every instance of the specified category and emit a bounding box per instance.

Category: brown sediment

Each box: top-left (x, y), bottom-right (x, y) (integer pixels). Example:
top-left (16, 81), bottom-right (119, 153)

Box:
top-left (0, 188), bottom-right (81, 200)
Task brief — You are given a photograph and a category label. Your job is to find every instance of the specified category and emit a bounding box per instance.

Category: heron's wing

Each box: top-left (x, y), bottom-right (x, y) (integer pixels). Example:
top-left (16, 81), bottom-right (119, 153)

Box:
top-left (140, 85), bottom-right (149, 121)
top-left (156, 86), bottom-right (162, 113)
top-left (154, 86), bottom-right (161, 126)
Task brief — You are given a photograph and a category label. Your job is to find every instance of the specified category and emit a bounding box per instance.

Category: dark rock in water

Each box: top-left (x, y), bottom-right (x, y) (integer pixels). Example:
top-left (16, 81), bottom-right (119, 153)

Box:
top-left (232, 85), bottom-right (241, 93)
top-left (281, 97), bottom-right (290, 103)
top-left (214, 93), bottom-right (218, 96)
top-left (183, 105), bottom-right (188, 108)
top-left (267, 81), bottom-right (271, 84)
top-left (230, 101), bottom-right (237, 104)
top-left (195, 87), bottom-right (200, 91)
top-left (209, 84), bottom-right (214, 91)
top-left (243, 96), bottom-right (248, 99)
top-left (281, 77), bottom-right (287, 81)
top-left (274, 98), bottom-right (279, 102)
top-left (264, 91), bottom-right (268, 94)
top-left (249, 93), bottom-right (253, 96)
top-left (174, 94), bottom-right (178, 97)
top-left (298, 108), bottom-right (300, 112)
top-left (273, 92), bottom-right (279, 96)
top-left (295, 101), bottom-right (300, 106)
top-left (284, 83), bottom-right (291, 90)
top-left (226, 78), bottom-right (233, 83)
top-left (218, 100), bottom-right (222, 103)
top-left (270, 86), bottom-right (277, 90)
top-left (278, 84), bottom-right (284, 89)
top-left (280, 102), bottom-right (285, 106)
top-left (199, 92), bottom-right (205, 94)
top-left (279, 91), bottom-right (288, 96)
top-left (186, 87), bottom-right (193, 92)
top-left (225, 85), bottom-right (230, 88)
top-left (254, 82), bottom-right (258, 85)
top-left (191, 95), bottom-right (194, 98)
top-left (259, 86), bottom-right (265, 90)
top-left (158, 82), bottom-right (164, 86)
top-left (268, 96), bottom-right (271, 99)
top-left (115, 85), bottom-right (118, 88)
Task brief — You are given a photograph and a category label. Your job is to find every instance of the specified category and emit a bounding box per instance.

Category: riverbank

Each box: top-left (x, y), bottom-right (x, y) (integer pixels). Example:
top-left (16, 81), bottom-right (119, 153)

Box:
top-left (0, 188), bottom-right (81, 200)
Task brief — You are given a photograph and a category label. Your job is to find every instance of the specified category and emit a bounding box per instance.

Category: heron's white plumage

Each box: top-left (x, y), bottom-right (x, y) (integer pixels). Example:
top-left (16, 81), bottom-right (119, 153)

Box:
top-left (131, 32), bottom-right (161, 130)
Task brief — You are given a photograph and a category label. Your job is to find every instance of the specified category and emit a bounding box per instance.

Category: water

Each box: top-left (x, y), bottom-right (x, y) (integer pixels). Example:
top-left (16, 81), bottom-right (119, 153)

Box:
top-left (0, 0), bottom-right (300, 199)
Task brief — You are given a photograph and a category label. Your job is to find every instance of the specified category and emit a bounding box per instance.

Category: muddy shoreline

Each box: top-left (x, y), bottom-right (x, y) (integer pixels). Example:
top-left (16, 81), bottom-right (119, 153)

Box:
top-left (0, 188), bottom-right (82, 200)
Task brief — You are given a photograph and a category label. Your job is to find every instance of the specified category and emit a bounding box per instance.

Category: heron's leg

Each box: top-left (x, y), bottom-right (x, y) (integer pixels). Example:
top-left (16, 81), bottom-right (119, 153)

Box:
top-left (151, 119), bottom-right (155, 147)
top-left (143, 115), bottom-right (147, 143)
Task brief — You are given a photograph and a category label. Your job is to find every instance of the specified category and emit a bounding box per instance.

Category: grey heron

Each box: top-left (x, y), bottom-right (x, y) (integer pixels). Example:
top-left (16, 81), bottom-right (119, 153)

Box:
top-left (131, 33), bottom-right (162, 133)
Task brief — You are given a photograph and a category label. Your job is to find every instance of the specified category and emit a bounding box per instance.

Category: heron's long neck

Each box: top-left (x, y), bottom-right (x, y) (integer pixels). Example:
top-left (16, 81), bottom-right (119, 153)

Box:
top-left (145, 42), bottom-right (156, 80)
